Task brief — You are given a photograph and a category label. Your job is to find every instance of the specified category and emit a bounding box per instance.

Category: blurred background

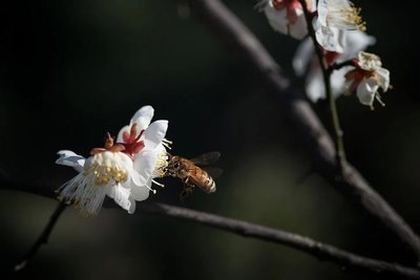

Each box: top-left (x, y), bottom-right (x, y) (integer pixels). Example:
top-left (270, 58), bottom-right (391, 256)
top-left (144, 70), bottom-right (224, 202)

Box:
top-left (1, 0), bottom-right (419, 279)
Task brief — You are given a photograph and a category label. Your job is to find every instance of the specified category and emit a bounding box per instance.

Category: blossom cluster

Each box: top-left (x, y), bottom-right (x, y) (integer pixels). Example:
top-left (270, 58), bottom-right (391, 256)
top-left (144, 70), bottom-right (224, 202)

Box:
top-left (56, 106), bottom-right (170, 215)
top-left (259, 0), bottom-right (390, 109)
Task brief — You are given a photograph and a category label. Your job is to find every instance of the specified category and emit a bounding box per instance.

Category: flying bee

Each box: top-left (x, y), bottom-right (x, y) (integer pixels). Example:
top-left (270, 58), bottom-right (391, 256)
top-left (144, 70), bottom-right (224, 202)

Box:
top-left (165, 152), bottom-right (222, 198)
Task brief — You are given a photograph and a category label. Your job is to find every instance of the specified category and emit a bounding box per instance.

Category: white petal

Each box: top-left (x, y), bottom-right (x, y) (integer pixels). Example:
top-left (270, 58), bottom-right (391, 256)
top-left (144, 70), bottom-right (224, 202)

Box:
top-left (316, 0), bottom-right (329, 26)
top-left (130, 184), bottom-right (150, 202)
top-left (115, 152), bottom-right (134, 171)
top-left (315, 25), bottom-right (344, 53)
top-left (133, 148), bottom-right (161, 181)
top-left (117, 106), bottom-right (155, 143)
top-left (264, 5), bottom-right (288, 35)
top-left (56, 150), bottom-right (86, 172)
top-left (128, 197), bottom-right (136, 214)
top-left (293, 38), bottom-right (314, 76)
top-left (357, 78), bottom-right (378, 106)
top-left (306, 69), bottom-right (326, 102)
top-left (375, 67), bottom-right (390, 92)
top-left (289, 14), bottom-right (308, 40)
top-left (116, 124), bottom-right (131, 143)
top-left (339, 31), bottom-right (376, 61)
top-left (130, 105), bottom-right (154, 128)
top-left (143, 120), bottom-right (168, 150)
top-left (129, 169), bottom-right (148, 188)
top-left (107, 183), bottom-right (132, 212)
top-left (330, 67), bottom-right (349, 97)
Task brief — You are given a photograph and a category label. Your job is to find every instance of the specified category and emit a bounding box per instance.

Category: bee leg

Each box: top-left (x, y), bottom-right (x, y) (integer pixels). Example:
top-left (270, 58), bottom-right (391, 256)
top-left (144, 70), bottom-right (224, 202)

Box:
top-left (179, 185), bottom-right (194, 202)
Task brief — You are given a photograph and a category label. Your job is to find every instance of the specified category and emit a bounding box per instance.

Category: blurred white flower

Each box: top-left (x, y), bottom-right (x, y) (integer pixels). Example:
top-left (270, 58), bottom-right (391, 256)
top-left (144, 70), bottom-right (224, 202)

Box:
top-left (259, 0), bottom-right (315, 39)
top-left (345, 52), bottom-right (390, 109)
top-left (294, 31), bottom-right (375, 102)
top-left (314, 0), bottom-right (366, 52)
top-left (56, 105), bottom-right (169, 215)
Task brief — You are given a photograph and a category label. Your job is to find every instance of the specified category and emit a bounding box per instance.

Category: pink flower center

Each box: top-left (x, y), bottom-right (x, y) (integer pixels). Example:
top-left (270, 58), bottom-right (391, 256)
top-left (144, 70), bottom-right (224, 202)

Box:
top-left (272, 0), bottom-right (314, 24)
top-left (90, 125), bottom-right (145, 158)
top-left (345, 67), bottom-right (374, 92)
top-left (324, 50), bottom-right (340, 65)
top-left (120, 123), bottom-right (145, 157)
top-left (272, 0), bottom-right (302, 24)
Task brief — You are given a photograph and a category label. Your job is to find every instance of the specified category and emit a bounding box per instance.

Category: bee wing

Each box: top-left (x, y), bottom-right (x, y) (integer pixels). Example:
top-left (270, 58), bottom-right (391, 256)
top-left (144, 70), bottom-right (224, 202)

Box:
top-left (202, 167), bottom-right (223, 179)
top-left (190, 151), bottom-right (221, 166)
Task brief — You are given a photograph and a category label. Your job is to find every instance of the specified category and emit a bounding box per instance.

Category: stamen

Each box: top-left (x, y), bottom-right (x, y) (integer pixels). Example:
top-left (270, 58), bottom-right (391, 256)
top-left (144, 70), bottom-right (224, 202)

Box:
top-left (152, 179), bottom-right (165, 188)
top-left (162, 138), bottom-right (173, 144)
top-left (162, 138), bottom-right (173, 150)
top-left (328, 2), bottom-right (366, 31)
top-left (375, 94), bottom-right (386, 107)
top-left (140, 181), bottom-right (157, 194)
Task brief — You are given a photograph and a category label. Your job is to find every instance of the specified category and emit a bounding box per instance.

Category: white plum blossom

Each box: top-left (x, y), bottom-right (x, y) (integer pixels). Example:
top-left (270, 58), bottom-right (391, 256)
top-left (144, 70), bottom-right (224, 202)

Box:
top-left (314, 0), bottom-right (366, 52)
top-left (117, 105), bottom-right (171, 193)
top-left (56, 105), bottom-right (169, 215)
top-left (293, 30), bottom-right (375, 102)
top-left (259, 0), bottom-right (315, 40)
top-left (344, 52), bottom-right (390, 109)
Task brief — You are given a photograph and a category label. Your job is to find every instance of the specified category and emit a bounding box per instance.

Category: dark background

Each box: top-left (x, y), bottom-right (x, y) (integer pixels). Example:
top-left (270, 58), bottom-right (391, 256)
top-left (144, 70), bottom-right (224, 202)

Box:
top-left (1, 0), bottom-right (419, 279)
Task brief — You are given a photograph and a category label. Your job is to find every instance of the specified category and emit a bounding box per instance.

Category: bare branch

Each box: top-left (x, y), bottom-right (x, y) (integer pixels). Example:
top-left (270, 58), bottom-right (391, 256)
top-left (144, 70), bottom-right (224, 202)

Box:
top-left (1, 178), bottom-right (419, 279)
top-left (14, 202), bottom-right (67, 272)
top-left (139, 203), bottom-right (420, 279)
top-left (185, 0), bottom-right (420, 260)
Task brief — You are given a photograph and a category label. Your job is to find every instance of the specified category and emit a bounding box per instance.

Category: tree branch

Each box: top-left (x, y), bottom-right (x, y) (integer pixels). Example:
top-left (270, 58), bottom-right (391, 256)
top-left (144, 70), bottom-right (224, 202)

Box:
top-left (13, 202), bottom-right (67, 272)
top-left (1, 179), bottom-right (420, 279)
top-left (185, 0), bottom-right (420, 261)
top-left (139, 202), bottom-right (420, 279)
top-left (298, 0), bottom-right (347, 169)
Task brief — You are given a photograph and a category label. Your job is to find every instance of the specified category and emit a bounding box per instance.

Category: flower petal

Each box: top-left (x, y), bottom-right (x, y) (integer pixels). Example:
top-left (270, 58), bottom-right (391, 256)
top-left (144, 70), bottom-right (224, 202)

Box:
top-left (264, 6), bottom-right (288, 35)
top-left (130, 183), bottom-right (150, 202)
top-left (293, 38), bottom-right (314, 76)
top-left (107, 183), bottom-right (132, 212)
top-left (316, 0), bottom-right (329, 26)
top-left (130, 105), bottom-right (154, 129)
top-left (116, 124), bottom-right (131, 143)
top-left (128, 197), bottom-right (136, 214)
top-left (117, 106), bottom-right (155, 143)
top-left (133, 147), bottom-right (162, 181)
top-left (56, 150), bottom-right (85, 172)
top-left (357, 78), bottom-right (378, 106)
top-left (315, 25), bottom-right (344, 53)
top-left (306, 69), bottom-right (326, 102)
top-left (143, 120), bottom-right (168, 150)
top-left (339, 31), bottom-right (376, 61)
top-left (289, 14), bottom-right (308, 40)
top-left (330, 67), bottom-right (349, 96)
top-left (375, 67), bottom-right (390, 92)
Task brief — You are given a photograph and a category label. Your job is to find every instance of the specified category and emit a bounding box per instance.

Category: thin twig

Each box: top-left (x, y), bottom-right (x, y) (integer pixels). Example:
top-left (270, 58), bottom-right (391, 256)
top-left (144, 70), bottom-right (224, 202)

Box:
top-left (298, 0), bottom-right (346, 169)
top-left (185, 0), bottom-right (420, 261)
top-left (1, 179), bottom-right (419, 279)
top-left (13, 202), bottom-right (66, 272)
top-left (329, 60), bottom-right (356, 72)
top-left (138, 202), bottom-right (420, 279)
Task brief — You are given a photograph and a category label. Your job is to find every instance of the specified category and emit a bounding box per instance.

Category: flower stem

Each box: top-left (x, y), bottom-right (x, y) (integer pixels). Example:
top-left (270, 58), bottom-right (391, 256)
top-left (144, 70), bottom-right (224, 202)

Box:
top-left (298, 0), bottom-right (347, 171)
top-left (14, 201), bottom-right (66, 272)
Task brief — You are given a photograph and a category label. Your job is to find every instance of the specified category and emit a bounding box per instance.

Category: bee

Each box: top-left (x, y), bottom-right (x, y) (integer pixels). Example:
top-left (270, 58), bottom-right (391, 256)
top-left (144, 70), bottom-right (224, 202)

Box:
top-left (166, 152), bottom-right (222, 198)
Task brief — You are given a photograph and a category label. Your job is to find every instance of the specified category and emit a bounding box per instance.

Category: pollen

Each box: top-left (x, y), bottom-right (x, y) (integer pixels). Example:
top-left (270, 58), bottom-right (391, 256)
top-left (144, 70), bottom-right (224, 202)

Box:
top-left (328, 2), bottom-right (366, 31)
top-left (153, 151), bottom-right (169, 178)
top-left (84, 152), bottom-right (129, 186)
top-left (87, 163), bottom-right (129, 185)
top-left (341, 6), bottom-right (366, 31)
